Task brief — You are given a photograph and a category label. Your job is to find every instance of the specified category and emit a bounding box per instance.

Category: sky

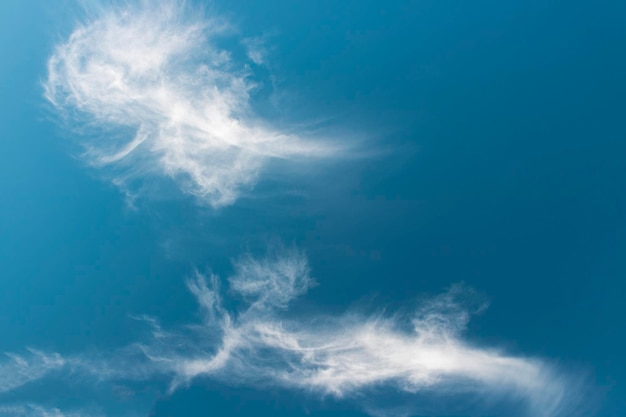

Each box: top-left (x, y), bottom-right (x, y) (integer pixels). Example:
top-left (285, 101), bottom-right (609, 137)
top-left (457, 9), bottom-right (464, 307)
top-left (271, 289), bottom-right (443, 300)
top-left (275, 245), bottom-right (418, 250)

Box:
top-left (1, 0), bottom-right (625, 416)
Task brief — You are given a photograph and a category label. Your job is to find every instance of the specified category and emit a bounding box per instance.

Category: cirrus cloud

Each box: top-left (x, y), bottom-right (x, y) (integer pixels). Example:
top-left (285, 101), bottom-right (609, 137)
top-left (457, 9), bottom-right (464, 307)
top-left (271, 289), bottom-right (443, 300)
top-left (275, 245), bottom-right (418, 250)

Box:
top-left (130, 248), bottom-right (584, 417)
top-left (44, 1), bottom-right (339, 207)
top-left (0, 248), bottom-right (586, 417)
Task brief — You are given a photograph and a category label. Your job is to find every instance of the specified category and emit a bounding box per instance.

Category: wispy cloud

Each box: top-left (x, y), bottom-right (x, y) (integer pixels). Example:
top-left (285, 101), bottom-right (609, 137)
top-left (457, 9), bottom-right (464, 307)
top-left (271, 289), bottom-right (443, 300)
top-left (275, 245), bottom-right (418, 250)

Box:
top-left (44, 1), bottom-right (338, 207)
top-left (0, 249), bottom-right (584, 416)
top-left (242, 37), bottom-right (269, 66)
top-left (0, 350), bottom-right (64, 394)
top-left (134, 248), bottom-right (581, 417)
top-left (0, 404), bottom-right (104, 417)
top-left (0, 405), bottom-right (29, 417)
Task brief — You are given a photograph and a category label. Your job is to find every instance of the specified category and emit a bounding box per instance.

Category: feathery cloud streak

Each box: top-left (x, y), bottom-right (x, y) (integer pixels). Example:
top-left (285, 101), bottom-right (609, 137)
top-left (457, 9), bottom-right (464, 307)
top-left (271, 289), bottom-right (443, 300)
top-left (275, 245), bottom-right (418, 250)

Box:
top-left (136, 249), bottom-right (575, 417)
top-left (44, 1), bottom-right (337, 206)
top-left (0, 404), bottom-right (98, 417)
top-left (0, 249), bottom-right (579, 417)
top-left (0, 350), bottom-right (64, 394)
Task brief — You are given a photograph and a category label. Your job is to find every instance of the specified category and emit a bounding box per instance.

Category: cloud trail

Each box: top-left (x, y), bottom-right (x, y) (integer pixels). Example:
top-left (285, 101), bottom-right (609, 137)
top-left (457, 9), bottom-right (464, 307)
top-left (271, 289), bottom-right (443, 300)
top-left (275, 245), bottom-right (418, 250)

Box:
top-left (0, 405), bottom-right (94, 417)
top-left (44, 1), bottom-right (338, 206)
top-left (0, 248), bottom-right (581, 416)
top-left (132, 249), bottom-right (578, 417)
top-left (0, 350), bottom-right (65, 394)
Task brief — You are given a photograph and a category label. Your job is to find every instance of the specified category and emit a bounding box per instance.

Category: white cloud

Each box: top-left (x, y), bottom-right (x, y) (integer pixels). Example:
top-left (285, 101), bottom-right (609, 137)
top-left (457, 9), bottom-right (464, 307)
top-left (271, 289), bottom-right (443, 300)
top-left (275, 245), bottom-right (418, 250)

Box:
top-left (0, 350), bottom-right (65, 394)
top-left (0, 405), bottom-right (27, 416)
top-left (242, 37), bottom-right (268, 65)
top-left (0, 250), bottom-right (583, 417)
top-left (0, 404), bottom-right (103, 417)
top-left (228, 247), bottom-right (314, 310)
top-left (134, 249), bottom-right (580, 417)
top-left (44, 1), bottom-right (338, 207)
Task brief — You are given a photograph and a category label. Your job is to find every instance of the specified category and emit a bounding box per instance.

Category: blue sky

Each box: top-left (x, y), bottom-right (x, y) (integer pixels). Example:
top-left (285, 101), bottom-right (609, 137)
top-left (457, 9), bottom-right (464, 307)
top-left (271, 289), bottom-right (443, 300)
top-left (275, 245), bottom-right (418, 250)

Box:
top-left (1, 0), bottom-right (625, 416)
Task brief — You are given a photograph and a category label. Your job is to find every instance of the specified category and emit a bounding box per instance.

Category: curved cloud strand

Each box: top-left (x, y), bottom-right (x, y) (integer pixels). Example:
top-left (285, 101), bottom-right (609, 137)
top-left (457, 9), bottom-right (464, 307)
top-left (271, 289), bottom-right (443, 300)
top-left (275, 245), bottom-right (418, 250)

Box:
top-left (43, 2), bottom-right (337, 206)
top-left (0, 405), bottom-right (99, 417)
top-left (137, 249), bottom-right (578, 417)
top-left (0, 250), bottom-right (582, 416)
top-left (0, 350), bottom-right (65, 394)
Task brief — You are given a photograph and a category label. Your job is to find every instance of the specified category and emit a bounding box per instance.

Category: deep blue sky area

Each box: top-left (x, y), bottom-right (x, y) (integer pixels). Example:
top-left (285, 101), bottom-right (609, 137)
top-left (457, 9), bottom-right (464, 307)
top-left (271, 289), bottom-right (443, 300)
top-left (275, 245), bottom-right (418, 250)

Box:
top-left (1, 1), bottom-right (625, 416)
